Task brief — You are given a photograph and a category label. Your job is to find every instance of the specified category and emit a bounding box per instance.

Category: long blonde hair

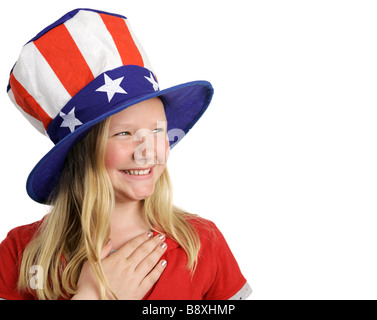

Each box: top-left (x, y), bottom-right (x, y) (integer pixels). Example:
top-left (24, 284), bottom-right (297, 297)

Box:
top-left (18, 118), bottom-right (200, 300)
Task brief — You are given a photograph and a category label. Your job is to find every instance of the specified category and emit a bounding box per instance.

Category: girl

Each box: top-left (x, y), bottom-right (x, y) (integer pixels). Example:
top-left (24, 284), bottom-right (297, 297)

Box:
top-left (0, 8), bottom-right (251, 300)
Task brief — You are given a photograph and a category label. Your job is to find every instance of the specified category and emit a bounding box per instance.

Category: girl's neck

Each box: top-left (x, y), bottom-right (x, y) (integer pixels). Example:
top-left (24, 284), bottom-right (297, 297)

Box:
top-left (109, 200), bottom-right (150, 250)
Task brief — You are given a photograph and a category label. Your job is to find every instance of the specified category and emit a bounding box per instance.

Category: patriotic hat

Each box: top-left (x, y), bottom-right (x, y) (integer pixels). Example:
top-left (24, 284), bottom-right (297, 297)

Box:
top-left (7, 8), bottom-right (214, 204)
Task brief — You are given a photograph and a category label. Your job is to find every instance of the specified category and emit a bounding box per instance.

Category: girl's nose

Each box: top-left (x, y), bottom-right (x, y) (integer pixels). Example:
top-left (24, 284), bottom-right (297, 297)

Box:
top-left (133, 131), bottom-right (155, 165)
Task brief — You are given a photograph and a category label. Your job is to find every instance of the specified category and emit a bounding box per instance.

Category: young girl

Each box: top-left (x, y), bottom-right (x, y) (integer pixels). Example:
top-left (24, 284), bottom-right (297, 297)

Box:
top-left (0, 8), bottom-right (251, 300)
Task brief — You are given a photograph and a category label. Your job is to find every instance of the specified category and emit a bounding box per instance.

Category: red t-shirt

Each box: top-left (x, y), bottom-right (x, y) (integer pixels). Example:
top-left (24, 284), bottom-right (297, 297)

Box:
top-left (0, 217), bottom-right (246, 300)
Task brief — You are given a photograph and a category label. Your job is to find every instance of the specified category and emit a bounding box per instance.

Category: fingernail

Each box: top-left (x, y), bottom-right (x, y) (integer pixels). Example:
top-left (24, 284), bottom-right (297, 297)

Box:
top-left (160, 242), bottom-right (167, 250)
top-left (161, 260), bottom-right (167, 268)
top-left (106, 238), bottom-right (111, 245)
top-left (159, 234), bottom-right (165, 241)
top-left (147, 232), bottom-right (153, 238)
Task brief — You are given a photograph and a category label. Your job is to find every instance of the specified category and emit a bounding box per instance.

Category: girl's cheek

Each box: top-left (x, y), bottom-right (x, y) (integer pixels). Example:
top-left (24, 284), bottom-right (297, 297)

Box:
top-left (104, 143), bottom-right (122, 169)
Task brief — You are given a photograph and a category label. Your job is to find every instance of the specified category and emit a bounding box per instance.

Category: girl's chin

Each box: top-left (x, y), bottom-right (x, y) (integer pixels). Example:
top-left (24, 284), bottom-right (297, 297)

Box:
top-left (114, 186), bottom-right (155, 202)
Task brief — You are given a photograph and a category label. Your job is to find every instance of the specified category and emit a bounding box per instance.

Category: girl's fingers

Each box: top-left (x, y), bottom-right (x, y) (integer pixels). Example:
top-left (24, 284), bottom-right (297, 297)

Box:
top-left (116, 231), bottom-right (155, 258)
top-left (134, 240), bottom-right (167, 278)
top-left (90, 232), bottom-right (168, 300)
top-left (139, 259), bottom-right (167, 291)
top-left (127, 234), bottom-right (165, 266)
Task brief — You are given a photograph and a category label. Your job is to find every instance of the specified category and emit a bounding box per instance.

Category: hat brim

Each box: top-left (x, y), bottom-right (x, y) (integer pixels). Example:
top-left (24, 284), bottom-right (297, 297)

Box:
top-left (27, 80), bottom-right (213, 203)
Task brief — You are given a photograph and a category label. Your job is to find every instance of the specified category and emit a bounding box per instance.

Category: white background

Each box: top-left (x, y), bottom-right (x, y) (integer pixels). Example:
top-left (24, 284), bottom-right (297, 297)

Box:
top-left (1, 0), bottom-right (377, 300)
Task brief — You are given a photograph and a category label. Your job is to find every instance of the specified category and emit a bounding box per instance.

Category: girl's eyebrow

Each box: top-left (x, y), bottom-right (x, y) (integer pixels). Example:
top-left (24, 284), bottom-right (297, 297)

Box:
top-left (108, 124), bottom-right (135, 136)
top-left (111, 123), bottom-right (134, 130)
top-left (111, 120), bottom-right (167, 129)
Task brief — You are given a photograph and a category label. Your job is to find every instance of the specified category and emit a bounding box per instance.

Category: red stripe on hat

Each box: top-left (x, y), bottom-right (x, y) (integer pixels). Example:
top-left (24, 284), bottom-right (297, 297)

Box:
top-left (33, 24), bottom-right (94, 97)
top-left (99, 13), bottom-right (144, 67)
top-left (9, 73), bottom-right (52, 130)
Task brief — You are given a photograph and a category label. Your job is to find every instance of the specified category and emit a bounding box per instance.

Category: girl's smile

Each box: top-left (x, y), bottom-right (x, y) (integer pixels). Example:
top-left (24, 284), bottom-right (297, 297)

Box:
top-left (121, 166), bottom-right (155, 179)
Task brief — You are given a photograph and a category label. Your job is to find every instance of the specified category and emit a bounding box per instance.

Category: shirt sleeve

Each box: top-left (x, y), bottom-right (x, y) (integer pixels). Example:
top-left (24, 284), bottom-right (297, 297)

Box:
top-left (203, 224), bottom-right (248, 300)
top-left (229, 282), bottom-right (252, 300)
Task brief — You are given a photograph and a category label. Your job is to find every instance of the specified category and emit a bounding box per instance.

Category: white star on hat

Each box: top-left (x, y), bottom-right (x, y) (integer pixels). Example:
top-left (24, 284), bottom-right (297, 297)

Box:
top-left (60, 107), bottom-right (83, 133)
top-left (144, 72), bottom-right (159, 91)
top-left (96, 74), bottom-right (128, 102)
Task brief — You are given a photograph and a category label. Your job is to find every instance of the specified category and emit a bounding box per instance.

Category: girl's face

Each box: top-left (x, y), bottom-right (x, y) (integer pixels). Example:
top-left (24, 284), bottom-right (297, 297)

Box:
top-left (104, 97), bottom-right (170, 203)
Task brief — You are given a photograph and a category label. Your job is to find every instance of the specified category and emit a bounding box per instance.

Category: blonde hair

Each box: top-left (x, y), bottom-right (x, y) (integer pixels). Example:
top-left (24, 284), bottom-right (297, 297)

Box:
top-left (18, 118), bottom-right (200, 300)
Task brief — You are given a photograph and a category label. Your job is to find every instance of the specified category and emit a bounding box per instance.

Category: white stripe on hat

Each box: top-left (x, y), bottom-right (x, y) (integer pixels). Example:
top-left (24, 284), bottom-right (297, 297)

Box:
top-left (12, 42), bottom-right (71, 120)
top-left (64, 10), bottom-right (123, 78)
top-left (125, 19), bottom-right (155, 74)
top-left (8, 89), bottom-right (47, 136)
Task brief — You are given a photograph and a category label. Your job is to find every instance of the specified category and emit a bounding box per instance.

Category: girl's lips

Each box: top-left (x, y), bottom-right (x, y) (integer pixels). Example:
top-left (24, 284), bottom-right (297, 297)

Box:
top-left (120, 166), bottom-right (154, 180)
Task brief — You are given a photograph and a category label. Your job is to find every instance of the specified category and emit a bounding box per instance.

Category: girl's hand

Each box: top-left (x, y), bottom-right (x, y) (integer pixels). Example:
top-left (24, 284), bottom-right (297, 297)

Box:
top-left (71, 232), bottom-right (167, 300)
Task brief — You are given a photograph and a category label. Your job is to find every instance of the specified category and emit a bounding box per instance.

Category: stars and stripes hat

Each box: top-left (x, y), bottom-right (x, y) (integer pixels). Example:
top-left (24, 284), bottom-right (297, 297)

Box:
top-left (7, 8), bottom-right (214, 204)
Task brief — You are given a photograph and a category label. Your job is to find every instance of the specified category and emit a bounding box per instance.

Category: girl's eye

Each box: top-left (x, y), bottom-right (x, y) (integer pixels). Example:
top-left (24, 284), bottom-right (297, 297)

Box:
top-left (116, 131), bottom-right (131, 136)
top-left (152, 128), bottom-right (164, 134)
top-left (114, 128), bottom-right (164, 137)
